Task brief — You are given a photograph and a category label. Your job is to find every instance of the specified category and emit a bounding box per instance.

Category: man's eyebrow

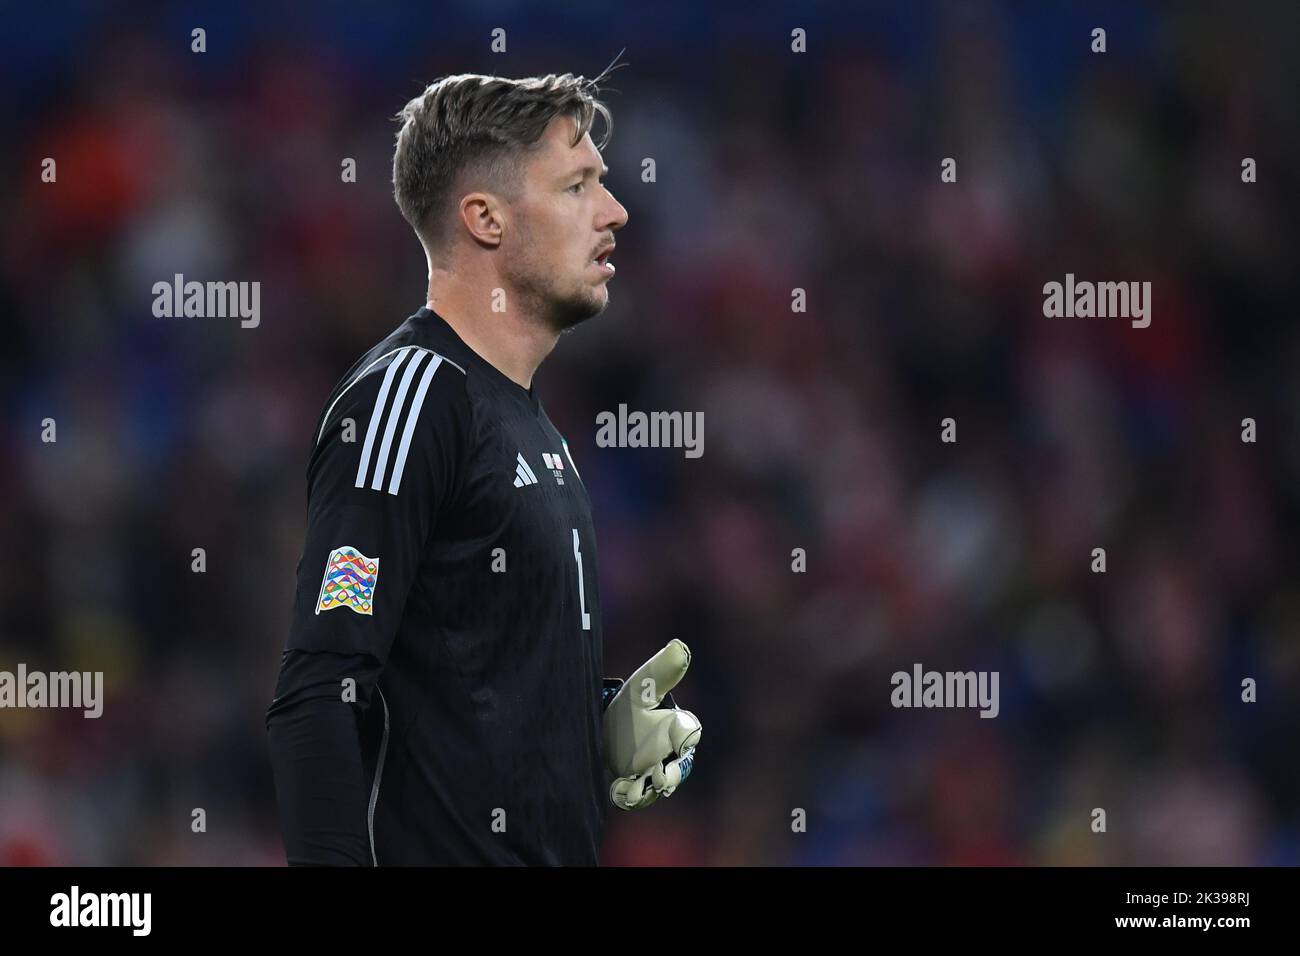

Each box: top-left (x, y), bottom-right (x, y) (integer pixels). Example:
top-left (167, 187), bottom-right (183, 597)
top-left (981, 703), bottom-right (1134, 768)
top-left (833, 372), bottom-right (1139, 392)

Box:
top-left (568, 163), bottom-right (609, 179)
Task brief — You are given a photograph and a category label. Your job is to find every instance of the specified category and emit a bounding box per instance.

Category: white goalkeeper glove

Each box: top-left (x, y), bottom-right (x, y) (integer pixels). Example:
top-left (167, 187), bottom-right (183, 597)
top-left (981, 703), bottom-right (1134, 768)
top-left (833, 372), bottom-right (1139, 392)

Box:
top-left (602, 639), bottom-right (701, 811)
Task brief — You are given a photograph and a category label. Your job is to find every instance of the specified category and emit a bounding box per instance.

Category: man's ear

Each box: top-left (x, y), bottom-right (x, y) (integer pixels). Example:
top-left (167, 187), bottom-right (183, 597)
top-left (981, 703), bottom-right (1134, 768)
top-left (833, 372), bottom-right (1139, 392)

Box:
top-left (459, 191), bottom-right (505, 249)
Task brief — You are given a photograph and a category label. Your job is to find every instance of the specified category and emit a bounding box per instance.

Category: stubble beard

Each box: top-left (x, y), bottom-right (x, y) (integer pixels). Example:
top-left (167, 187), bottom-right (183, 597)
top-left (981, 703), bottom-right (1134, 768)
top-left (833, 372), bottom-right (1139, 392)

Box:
top-left (506, 251), bottom-right (608, 336)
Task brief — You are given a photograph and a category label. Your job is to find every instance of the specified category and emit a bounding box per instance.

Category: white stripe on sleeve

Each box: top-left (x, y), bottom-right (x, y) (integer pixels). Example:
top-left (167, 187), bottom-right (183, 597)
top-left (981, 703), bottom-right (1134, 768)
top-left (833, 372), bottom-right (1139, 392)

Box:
top-left (387, 355), bottom-right (443, 495)
top-left (355, 347), bottom-right (411, 488)
top-left (370, 350), bottom-right (428, 491)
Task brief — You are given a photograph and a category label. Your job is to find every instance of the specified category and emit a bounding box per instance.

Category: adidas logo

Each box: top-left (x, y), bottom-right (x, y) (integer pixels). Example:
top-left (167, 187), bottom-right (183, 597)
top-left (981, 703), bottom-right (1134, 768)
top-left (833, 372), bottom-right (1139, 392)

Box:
top-left (513, 453), bottom-right (539, 488)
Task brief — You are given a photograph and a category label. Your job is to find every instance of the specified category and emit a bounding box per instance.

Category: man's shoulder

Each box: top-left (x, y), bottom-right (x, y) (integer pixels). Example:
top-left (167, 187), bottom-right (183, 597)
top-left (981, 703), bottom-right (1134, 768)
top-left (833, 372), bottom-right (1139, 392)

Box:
top-left (315, 323), bottom-right (470, 448)
top-left (305, 321), bottom-right (476, 498)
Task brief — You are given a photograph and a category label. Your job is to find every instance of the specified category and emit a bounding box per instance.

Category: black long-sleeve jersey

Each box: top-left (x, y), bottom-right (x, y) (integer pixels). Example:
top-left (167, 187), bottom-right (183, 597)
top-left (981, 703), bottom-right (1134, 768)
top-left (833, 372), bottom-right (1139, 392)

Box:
top-left (266, 306), bottom-right (606, 865)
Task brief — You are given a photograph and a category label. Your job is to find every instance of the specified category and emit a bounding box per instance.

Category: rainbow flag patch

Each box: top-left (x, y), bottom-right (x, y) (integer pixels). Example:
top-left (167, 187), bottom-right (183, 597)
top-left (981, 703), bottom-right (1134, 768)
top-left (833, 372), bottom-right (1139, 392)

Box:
top-left (315, 546), bottom-right (379, 616)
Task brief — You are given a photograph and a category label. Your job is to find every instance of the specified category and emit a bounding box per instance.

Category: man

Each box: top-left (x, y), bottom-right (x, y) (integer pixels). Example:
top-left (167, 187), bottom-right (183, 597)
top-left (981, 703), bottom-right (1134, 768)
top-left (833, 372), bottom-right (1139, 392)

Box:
top-left (266, 68), bottom-right (700, 866)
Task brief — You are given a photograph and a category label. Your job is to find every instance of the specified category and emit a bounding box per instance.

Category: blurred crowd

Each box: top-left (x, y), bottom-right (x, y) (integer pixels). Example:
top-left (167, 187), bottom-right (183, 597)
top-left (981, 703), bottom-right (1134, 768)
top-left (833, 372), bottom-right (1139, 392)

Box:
top-left (1, 2), bottom-right (1297, 865)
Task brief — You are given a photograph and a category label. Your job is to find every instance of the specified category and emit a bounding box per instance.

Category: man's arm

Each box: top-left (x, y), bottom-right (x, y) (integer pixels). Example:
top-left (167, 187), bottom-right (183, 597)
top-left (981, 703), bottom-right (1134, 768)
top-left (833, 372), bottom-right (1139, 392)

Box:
top-left (266, 345), bottom-right (467, 865)
top-left (266, 650), bottom-right (379, 865)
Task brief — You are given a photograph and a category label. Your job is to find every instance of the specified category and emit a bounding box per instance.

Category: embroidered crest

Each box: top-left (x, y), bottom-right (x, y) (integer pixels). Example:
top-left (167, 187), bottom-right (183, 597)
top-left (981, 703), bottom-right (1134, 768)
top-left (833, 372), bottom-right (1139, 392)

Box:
top-left (316, 546), bottom-right (379, 616)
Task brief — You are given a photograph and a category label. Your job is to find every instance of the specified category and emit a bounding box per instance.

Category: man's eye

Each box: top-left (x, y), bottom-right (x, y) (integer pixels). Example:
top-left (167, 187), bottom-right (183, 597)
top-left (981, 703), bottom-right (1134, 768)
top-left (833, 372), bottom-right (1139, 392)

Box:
top-left (569, 182), bottom-right (585, 194)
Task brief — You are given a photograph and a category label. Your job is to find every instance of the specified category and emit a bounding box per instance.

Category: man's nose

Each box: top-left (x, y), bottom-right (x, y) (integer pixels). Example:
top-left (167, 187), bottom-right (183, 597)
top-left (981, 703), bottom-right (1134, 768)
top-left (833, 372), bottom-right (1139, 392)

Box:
top-left (602, 194), bottom-right (629, 231)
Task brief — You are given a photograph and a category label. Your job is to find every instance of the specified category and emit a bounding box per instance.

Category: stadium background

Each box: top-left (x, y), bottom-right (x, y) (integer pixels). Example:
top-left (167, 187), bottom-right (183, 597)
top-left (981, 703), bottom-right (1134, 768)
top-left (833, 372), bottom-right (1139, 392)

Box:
top-left (1, 1), bottom-right (1297, 865)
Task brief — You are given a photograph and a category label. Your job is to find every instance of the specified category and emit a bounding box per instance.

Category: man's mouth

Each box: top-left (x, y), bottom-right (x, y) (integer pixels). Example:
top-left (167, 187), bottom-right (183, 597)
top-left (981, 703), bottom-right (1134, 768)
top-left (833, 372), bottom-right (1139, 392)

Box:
top-left (591, 246), bottom-right (615, 274)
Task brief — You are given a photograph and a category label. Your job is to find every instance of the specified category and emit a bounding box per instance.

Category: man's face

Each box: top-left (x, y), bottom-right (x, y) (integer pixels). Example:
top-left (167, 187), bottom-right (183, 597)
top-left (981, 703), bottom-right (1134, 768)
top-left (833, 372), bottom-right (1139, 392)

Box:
top-left (499, 115), bottom-right (629, 333)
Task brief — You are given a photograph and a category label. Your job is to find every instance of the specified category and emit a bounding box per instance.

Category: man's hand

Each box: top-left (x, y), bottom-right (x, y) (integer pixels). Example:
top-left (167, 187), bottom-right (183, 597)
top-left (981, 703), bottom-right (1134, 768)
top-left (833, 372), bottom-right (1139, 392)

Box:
top-left (602, 639), bottom-right (701, 811)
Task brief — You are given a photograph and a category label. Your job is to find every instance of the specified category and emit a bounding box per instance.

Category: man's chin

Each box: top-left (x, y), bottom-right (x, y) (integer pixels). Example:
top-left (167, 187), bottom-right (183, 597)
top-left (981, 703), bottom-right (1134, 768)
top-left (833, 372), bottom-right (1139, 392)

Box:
top-left (552, 289), bottom-right (609, 332)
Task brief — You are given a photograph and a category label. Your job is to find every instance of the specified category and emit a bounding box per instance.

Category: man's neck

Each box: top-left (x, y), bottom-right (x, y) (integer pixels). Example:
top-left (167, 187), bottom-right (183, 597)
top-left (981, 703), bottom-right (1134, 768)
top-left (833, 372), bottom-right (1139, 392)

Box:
top-left (426, 287), bottom-right (558, 391)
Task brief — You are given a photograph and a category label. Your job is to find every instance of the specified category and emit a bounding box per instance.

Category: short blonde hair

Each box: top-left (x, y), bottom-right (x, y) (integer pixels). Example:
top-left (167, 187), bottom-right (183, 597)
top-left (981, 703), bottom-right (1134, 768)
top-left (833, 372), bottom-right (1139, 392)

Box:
top-left (392, 66), bottom-right (617, 252)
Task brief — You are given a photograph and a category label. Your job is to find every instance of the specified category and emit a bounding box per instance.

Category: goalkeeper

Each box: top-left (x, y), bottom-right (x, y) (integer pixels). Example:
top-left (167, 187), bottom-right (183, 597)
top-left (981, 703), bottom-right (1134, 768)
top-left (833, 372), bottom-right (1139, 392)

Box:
top-left (266, 66), bottom-right (699, 866)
